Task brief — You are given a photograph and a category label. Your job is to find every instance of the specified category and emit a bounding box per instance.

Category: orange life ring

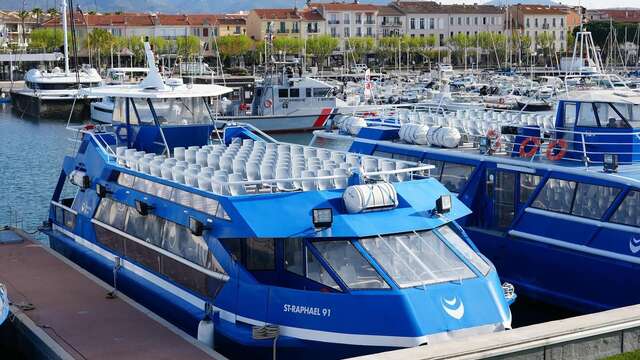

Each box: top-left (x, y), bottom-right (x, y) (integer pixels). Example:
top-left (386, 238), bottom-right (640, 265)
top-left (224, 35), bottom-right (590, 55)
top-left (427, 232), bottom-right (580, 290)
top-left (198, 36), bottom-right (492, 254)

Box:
top-left (519, 136), bottom-right (541, 158)
top-left (545, 139), bottom-right (568, 161)
top-left (264, 99), bottom-right (273, 108)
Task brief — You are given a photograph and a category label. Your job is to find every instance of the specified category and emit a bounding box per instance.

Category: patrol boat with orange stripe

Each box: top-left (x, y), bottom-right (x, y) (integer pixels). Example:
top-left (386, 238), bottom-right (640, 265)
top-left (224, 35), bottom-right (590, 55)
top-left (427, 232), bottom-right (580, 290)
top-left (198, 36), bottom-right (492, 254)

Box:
top-left (311, 89), bottom-right (640, 314)
top-left (42, 54), bottom-right (516, 359)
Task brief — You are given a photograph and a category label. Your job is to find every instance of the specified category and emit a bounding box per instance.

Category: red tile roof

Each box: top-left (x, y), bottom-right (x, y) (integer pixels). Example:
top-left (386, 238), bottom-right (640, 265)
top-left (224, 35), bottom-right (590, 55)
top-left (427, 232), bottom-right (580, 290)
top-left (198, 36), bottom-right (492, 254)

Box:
top-left (42, 12), bottom-right (246, 27)
top-left (253, 8), bottom-right (303, 20)
top-left (509, 5), bottom-right (569, 15)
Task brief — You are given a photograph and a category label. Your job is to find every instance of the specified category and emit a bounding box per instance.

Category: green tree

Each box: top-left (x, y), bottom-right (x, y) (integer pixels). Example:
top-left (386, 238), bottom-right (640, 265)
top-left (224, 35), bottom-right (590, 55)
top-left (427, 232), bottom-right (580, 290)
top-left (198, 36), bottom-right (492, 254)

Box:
top-left (29, 28), bottom-right (67, 51)
top-left (17, 10), bottom-right (30, 47)
top-left (176, 35), bottom-right (201, 59)
top-left (272, 37), bottom-right (304, 59)
top-left (149, 36), bottom-right (169, 54)
top-left (345, 36), bottom-right (375, 64)
top-left (85, 29), bottom-right (114, 69)
top-left (306, 35), bottom-right (338, 68)
top-left (31, 8), bottom-right (43, 27)
top-left (46, 8), bottom-right (59, 18)
top-left (447, 33), bottom-right (474, 67)
top-left (216, 34), bottom-right (252, 66)
top-left (377, 36), bottom-right (401, 68)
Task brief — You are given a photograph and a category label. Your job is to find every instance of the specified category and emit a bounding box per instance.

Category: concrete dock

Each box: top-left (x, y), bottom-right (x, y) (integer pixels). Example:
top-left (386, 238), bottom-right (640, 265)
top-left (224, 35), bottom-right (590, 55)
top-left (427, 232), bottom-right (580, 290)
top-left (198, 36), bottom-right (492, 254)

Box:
top-left (352, 303), bottom-right (640, 360)
top-left (0, 227), bottom-right (225, 360)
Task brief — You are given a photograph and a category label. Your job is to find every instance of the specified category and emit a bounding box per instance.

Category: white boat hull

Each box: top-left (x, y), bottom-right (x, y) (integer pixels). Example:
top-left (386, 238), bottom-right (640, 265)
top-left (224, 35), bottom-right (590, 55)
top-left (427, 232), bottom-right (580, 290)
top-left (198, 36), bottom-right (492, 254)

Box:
top-left (0, 284), bottom-right (8, 326)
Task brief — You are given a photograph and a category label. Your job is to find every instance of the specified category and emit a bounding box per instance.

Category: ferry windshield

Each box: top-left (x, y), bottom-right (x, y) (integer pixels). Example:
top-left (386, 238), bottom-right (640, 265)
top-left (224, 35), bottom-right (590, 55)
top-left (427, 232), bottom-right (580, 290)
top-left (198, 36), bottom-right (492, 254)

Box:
top-left (114, 98), bottom-right (212, 125)
top-left (360, 225), bottom-right (485, 288)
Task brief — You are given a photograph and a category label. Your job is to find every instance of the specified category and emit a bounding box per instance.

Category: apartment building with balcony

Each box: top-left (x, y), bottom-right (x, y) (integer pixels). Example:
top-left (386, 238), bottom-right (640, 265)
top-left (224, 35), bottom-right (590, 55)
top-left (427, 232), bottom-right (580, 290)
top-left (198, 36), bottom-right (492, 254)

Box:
top-left (0, 10), bottom-right (38, 48)
top-left (508, 5), bottom-right (569, 51)
top-left (308, 2), bottom-right (378, 50)
top-left (389, 2), bottom-right (504, 47)
top-left (377, 5), bottom-right (404, 37)
top-left (246, 8), bottom-right (325, 41)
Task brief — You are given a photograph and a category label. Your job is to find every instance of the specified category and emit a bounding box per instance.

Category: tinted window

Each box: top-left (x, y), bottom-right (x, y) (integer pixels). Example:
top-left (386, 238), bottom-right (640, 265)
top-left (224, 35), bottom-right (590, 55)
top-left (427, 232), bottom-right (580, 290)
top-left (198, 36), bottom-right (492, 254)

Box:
top-left (610, 190), bottom-right (640, 227)
top-left (305, 88), bottom-right (312, 97)
top-left (313, 88), bottom-right (331, 97)
top-left (520, 174), bottom-right (541, 204)
top-left (95, 197), bottom-right (128, 230)
top-left (289, 88), bottom-right (300, 98)
top-left (440, 163), bottom-right (474, 193)
top-left (278, 89), bottom-right (288, 98)
top-left (532, 178), bottom-right (576, 213)
top-left (313, 241), bottom-right (389, 289)
top-left (306, 249), bottom-right (340, 290)
top-left (246, 238), bottom-right (275, 271)
top-left (284, 238), bottom-right (304, 276)
top-left (162, 221), bottom-right (223, 272)
top-left (564, 102), bottom-right (576, 127)
top-left (571, 183), bottom-right (620, 220)
top-left (577, 103), bottom-right (599, 127)
top-left (124, 209), bottom-right (164, 246)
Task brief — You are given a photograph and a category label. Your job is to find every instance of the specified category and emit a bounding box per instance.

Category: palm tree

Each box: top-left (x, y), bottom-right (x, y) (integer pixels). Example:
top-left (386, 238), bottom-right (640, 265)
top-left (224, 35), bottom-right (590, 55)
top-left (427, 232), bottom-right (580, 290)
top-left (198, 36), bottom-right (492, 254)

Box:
top-left (47, 8), bottom-right (59, 18)
top-left (17, 10), bottom-right (30, 47)
top-left (31, 8), bottom-right (43, 27)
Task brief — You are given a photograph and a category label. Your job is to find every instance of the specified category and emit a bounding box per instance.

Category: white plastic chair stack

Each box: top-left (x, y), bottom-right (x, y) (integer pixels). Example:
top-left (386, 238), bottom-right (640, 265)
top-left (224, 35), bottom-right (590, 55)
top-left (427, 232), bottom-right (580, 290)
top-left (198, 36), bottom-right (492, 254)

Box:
top-left (333, 168), bottom-right (349, 189)
top-left (212, 170), bottom-right (229, 195)
top-left (380, 160), bottom-right (397, 182)
top-left (228, 173), bottom-right (246, 196)
top-left (317, 169), bottom-right (334, 190)
top-left (276, 167), bottom-right (296, 192)
top-left (174, 147), bottom-right (186, 161)
top-left (301, 170), bottom-right (317, 191)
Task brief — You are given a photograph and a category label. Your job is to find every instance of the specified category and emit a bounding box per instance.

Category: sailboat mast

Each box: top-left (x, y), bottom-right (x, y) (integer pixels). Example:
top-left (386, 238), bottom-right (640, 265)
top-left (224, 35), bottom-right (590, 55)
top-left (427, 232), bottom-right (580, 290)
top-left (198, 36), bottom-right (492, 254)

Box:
top-left (61, 0), bottom-right (70, 75)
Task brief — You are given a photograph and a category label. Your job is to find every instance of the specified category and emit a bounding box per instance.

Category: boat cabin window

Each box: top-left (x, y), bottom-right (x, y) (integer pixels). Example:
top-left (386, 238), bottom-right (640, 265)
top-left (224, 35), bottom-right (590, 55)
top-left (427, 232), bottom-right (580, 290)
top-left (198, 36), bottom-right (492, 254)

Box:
top-left (94, 197), bottom-right (226, 275)
top-left (610, 190), bottom-right (640, 227)
top-left (360, 229), bottom-right (476, 288)
top-left (305, 88), bottom-right (312, 98)
top-left (564, 102), bottom-right (576, 128)
top-left (279, 89), bottom-right (289, 98)
top-left (306, 248), bottom-right (341, 290)
top-left (425, 160), bottom-right (475, 193)
top-left (576, 102), bottom-right (638, 128)
top-left (312, 240), bottom-right (389, 289)
top-left (437, 225), bottom-right (490, 276)
top-left (116, 172), bottom-right (230, 220)
top-left (520, 174), bottom-right (541, 204)
top-left (284, 238), bottom-right (305, 276)
top-left (94, 197), bottom-right (128, 230)
top-left (219, 238), bottom-right (275, 271)
top-left (313, 88), bottom-right (331, 97)
top-left (532, 178), bottom-right (620, 219)
top-left (289, 88), bottom-right (300, 98)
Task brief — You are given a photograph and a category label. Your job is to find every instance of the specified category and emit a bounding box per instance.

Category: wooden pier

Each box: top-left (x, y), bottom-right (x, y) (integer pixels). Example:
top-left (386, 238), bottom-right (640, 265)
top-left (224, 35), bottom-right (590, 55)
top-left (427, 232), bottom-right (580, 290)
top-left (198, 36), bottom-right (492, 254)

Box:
top-left (0, 227), bottom-right (225, 360)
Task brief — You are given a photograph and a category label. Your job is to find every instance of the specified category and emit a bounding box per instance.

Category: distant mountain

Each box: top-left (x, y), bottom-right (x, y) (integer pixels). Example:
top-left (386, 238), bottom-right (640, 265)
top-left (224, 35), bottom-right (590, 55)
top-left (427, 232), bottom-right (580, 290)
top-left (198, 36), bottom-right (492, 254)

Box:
top-left (4, 0), bottom-right (389, 13)
top-left (484, 0), bottom-right (559, 6)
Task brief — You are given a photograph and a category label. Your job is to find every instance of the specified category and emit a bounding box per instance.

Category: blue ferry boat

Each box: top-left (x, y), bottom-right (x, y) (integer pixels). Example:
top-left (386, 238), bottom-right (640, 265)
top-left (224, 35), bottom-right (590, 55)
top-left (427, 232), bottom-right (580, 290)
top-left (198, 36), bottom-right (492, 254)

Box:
top-left (41, 64), bottom-right (515, 358)
top-left (312, 89), bottom-right (640, 314)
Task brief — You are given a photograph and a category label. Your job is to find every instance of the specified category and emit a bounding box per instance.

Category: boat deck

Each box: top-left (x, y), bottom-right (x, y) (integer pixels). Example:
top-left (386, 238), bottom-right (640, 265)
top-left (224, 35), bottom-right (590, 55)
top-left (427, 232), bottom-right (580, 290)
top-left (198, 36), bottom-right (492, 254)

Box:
top-left (0, 227), bottom-right (224, 360)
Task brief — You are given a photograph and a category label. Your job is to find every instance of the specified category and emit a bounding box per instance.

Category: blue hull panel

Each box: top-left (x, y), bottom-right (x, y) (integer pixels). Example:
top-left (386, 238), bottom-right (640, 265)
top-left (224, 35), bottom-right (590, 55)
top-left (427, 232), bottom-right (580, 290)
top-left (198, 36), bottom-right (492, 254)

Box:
top-left (467, 228), bottom-right (640, 313)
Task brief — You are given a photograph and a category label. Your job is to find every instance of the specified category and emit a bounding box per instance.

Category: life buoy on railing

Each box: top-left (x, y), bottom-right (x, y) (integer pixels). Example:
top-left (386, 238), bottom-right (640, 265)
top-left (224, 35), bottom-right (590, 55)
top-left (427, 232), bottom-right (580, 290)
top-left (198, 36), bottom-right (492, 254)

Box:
top-left (83, 124), bottom-right (96, 131)
top-left (519, 136), bottom-right (541, 158)
top-left (545, 139), bottom-right (568, 161)
top-left (239, 103), bottom-right (249, 111)
top-left (264, 99), bottom-right (273, 108)
top-left (498, 97), bottom-right (505, 104)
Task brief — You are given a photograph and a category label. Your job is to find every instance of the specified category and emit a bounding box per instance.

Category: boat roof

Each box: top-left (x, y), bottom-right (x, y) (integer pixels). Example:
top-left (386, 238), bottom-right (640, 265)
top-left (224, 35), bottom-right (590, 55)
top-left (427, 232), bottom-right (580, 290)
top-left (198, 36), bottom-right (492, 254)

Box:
top-left (81, 83), bottom-right (233, 99)
top-left (559, 90), bottom-right (640, 105)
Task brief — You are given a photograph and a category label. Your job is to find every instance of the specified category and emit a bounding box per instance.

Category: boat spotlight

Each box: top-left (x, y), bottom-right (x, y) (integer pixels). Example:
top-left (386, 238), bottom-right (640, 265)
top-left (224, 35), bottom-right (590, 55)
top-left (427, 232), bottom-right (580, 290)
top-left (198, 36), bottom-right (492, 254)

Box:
top-left (312, 208), bottom-right (333, 229)
top-left (95, 183), bottom-right (108, 198)
top-left (603, 153), bottom-right (618, 173)
top-left (189, 217), bottom-right (205, 236)
top-left (135, 199), bottom-right (153, 216)
top-left (434, 195), bottom-right (452, 215)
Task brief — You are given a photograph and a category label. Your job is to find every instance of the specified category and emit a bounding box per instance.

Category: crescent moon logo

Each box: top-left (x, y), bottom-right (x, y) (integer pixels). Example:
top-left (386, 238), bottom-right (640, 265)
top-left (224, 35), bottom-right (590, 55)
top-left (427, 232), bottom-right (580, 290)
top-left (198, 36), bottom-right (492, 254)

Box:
top-left (630, 237), bottom-right (640, 254)
top-left (441, 296), bottom-right (465, 320)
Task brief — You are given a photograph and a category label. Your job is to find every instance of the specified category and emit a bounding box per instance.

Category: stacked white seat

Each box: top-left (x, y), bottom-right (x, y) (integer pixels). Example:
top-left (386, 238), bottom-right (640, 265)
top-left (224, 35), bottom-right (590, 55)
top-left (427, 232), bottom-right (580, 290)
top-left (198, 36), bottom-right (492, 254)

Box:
top-left (197, 173), bottom-right (212, 191)
top-left (174, 147), bottom-right (186, 161)
top-left (276, 167), bottom-right (296, 191)
top-left (301, 170), bottom-right (317, 191)
top-left (333, 168), bottom-right (349, 189)
top-left (317, 169), bottom-right (334, 190)
top-left (228, 174), bottom-right (246, 196)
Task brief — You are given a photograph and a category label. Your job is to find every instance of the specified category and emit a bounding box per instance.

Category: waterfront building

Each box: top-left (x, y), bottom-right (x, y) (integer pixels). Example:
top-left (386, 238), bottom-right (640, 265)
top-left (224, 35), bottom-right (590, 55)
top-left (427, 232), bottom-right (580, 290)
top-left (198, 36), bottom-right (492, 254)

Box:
top-left (0, 10), bottom-right (38, 48)
top-left (246, 8), bottom-right (325, 41)
top-left (308, 2), bottom-right (379, 51)
top-left (377, 5), bottom-right (404, 37)
top-left (508, 5), bottom-right (569, 52)
top-left (586, 8), bottom-right (640, 23)
top-left (389, 2), bottom-right (504, 47)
